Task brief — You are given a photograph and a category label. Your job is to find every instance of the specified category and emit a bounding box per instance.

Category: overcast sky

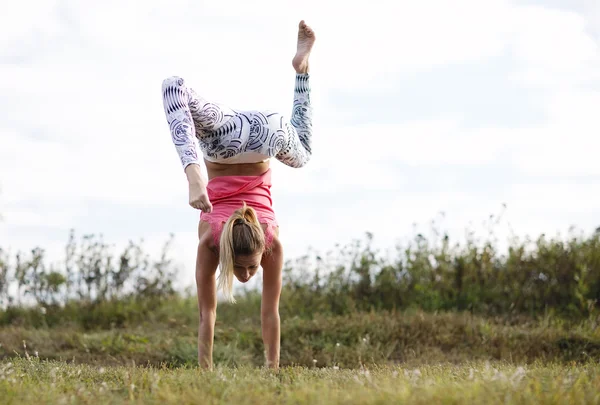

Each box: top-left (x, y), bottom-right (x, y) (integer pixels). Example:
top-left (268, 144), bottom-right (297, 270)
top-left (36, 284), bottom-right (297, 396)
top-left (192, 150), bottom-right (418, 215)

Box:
top-left (1, 0), bottom-right (599, 289)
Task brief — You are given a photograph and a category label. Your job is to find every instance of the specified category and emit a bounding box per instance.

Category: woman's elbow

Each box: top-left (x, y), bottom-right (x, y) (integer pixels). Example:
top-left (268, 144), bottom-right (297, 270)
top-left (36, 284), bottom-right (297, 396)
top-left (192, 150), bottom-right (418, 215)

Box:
top-left (261, 310), bottom-right (280, 322)
top-left (199, 308), bottom-right (217, 324)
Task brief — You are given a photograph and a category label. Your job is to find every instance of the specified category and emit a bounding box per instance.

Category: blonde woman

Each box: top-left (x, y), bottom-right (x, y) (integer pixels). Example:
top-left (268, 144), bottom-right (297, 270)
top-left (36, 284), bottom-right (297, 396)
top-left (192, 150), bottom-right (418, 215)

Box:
top-left (161, 21), bottom-right (316, 370)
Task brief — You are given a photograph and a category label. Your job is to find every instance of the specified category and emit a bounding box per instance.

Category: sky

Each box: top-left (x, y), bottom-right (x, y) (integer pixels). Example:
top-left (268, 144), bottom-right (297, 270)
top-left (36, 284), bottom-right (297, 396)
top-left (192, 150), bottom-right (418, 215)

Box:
top-left (1, 0), bottom-right (599, 290)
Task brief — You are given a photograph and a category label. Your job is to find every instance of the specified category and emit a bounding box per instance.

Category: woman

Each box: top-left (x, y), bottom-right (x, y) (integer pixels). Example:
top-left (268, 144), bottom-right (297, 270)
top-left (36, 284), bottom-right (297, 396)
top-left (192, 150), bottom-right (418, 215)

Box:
top-left (161, 20), bottom-right (316, 370)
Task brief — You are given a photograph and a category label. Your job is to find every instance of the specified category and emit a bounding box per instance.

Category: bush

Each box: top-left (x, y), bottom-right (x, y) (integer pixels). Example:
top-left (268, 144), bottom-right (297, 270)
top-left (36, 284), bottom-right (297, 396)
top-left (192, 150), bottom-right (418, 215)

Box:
top-left (1, 217), bottom-right (599, 329)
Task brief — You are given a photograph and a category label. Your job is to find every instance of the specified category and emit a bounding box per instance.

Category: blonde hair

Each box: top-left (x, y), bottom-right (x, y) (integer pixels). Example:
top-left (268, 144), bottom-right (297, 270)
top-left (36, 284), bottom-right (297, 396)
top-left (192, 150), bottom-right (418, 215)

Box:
top-left (218, 202), bottom-right (265, 302)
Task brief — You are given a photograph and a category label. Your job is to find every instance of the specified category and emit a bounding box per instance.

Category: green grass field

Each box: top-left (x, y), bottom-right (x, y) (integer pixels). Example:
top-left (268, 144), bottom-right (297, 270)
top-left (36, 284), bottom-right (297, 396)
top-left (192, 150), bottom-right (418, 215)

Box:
top-left (2, 308), bottom-right (600, 368)
top-left (1, 307), bottom-right (600, 404)
top-left (1, 358), bottom-right (598, 404)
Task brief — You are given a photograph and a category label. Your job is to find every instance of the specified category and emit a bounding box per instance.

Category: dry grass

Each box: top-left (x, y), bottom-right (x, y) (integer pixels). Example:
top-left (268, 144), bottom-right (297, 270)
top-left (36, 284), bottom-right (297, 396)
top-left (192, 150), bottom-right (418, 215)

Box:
top-left (1, 311), bottom-right (599, 368)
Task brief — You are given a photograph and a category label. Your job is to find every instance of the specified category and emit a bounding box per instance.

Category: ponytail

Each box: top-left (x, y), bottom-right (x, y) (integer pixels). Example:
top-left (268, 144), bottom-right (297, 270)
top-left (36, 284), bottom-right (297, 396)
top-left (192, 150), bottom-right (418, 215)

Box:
top-left (217, 202), bottom-right (265, 302)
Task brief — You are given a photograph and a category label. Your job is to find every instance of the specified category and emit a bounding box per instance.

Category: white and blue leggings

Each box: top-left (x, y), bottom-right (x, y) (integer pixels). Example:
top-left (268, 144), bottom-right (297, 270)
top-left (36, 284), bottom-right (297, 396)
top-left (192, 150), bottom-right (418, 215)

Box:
top-left (161, 74), bottom-right (313, 169)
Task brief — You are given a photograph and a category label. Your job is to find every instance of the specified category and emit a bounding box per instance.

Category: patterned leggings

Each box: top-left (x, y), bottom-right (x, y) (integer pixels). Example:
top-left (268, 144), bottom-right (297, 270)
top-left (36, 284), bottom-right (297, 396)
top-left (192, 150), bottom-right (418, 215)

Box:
top-left (161, 74), bottom-right (313, 169)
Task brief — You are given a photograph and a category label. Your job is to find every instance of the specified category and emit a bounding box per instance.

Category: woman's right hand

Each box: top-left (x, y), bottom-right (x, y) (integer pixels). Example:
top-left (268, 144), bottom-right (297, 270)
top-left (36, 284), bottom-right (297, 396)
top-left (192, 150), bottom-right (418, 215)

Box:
top-left (189, 182), bottom-right (213, 213)
top-left (185, 164), bottom-right (213, 213)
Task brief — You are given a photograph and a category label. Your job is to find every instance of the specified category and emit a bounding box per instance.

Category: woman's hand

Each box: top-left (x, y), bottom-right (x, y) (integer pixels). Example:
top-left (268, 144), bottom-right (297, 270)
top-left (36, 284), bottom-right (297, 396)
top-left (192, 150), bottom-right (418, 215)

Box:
top-left (185, 164), bottom-right (213, 213)
top-left (188, 182), bottom-right (213, 213)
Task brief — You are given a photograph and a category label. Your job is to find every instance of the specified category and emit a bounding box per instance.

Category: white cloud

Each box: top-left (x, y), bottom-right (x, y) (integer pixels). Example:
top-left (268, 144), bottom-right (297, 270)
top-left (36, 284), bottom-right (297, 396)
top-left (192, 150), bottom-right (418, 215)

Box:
top-left (508, 4), bottom-right (600, 88)
top-left (505, 87), bottom-right (600, 176)
top-left (0, 1), bottom-right (61, 50)
top-left (583, 0), bottom-right (600, 41)
top-left (1, 0), bottom-right (600, 289)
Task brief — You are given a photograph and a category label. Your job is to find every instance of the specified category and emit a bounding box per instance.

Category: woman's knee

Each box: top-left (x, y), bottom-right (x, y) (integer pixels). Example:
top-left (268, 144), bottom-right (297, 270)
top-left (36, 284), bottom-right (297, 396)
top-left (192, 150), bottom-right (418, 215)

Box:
top-left (162, 75), bottom-right (186, 91)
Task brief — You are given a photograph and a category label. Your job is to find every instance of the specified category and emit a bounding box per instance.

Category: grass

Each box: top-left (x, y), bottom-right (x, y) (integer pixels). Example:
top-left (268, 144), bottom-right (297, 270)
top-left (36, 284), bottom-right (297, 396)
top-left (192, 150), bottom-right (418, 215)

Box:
top-left (2, 305), bottom-right (600, 403)
top-left (0, 357), bottom-right (599, 404)
top-left (2, 296), bottom-right (600, 403)
top-left (1, 310), bottom-right (599, 368)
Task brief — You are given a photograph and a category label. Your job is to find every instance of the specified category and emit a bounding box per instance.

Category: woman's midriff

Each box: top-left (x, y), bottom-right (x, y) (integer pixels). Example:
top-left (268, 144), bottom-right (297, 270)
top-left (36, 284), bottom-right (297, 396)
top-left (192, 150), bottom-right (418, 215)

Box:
top-left (205, 159), bottom-right (270, 179)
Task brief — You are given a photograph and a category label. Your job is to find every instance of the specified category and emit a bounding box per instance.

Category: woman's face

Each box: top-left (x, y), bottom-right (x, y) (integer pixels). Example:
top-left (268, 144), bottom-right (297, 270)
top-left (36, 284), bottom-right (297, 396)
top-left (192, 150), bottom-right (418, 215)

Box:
top-left (233, 252), bottom-right (262, 283)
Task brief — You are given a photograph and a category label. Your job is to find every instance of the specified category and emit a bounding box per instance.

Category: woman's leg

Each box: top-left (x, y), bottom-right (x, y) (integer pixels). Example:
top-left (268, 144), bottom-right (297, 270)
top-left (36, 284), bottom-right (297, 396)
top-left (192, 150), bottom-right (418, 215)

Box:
top-left (274, 21), bottom-right (316, 168)
top-left (162, 76), bottom-right (236, 168)
top-left (163, 77), bottom-right (240, 212)
top-left (187, 87), bottom-right (237, 134)
top-left (273, 73), bottom-right (313, 168)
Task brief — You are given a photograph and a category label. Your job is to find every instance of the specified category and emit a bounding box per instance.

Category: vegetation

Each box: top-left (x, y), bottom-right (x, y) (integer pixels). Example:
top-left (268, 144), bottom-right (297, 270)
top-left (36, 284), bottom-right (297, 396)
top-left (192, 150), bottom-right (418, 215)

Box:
top-left (1, 218), bottom-right (599, 327)
top-left (0, 231), bottom-right (177, 309)
top-left (1, 358), bottom-right (598, 404)
top-left (1, 218), bottom-right (599, 402)
top-left (1, 308), bottom-right (599, 368)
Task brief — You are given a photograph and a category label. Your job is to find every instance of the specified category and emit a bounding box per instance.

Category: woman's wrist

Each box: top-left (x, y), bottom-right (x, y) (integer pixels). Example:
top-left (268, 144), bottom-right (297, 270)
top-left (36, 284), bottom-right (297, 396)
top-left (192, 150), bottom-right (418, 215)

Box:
top-left (185, 163), bottom-right (206, 185)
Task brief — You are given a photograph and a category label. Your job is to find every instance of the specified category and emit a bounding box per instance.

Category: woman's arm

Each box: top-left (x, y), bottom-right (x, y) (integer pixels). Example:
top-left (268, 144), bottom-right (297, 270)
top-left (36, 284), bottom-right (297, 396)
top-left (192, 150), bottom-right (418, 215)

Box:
top-left (196, 225), bottom-right (219, 369)
top-left (260, 236), bottom-right (284, 369)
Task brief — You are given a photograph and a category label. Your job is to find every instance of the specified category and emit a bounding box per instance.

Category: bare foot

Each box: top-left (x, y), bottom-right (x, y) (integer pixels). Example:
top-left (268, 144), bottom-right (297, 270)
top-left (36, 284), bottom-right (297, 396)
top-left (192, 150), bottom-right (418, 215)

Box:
top-left (292, 20), bottom-right (316, 74)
